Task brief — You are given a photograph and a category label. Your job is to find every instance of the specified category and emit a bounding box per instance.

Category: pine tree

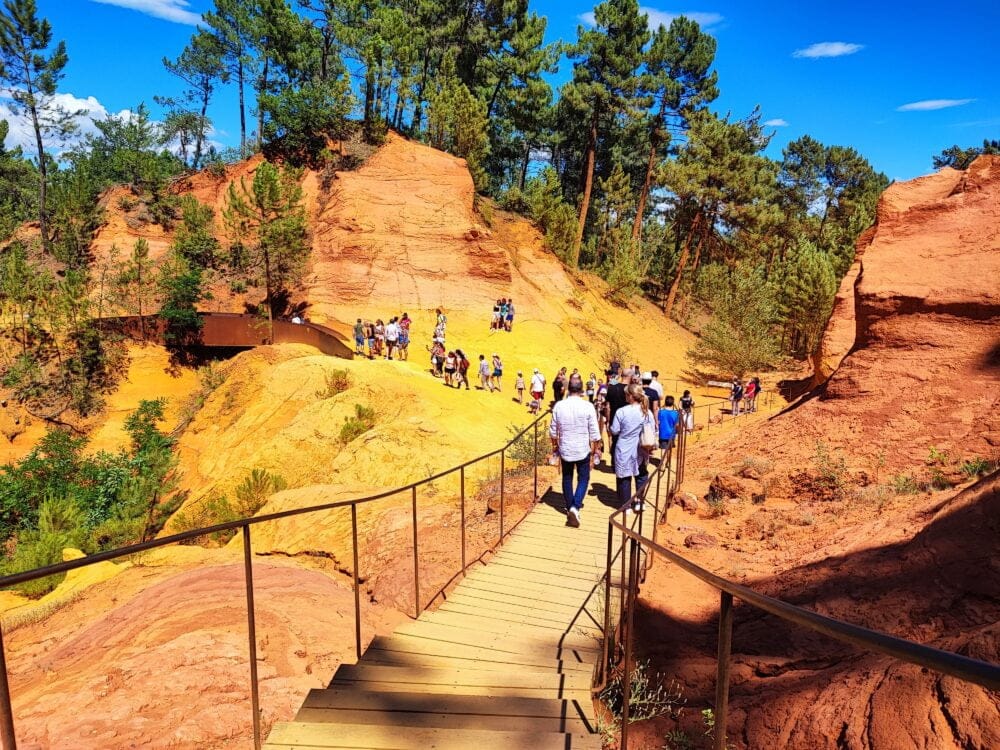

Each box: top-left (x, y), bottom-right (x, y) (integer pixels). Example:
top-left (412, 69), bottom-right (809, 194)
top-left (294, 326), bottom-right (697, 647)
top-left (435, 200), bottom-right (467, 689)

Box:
top-left (0, 118), bottom-right (37, 240)
top-left (203, 0), bottom-right (255, 154)
top-left (160, 30), bottom-right (224, 169)
top-left (563, 0), bottom-right (648, 268)
top-left (632, 16), bottom-right (717, 240)
top-left (0, 0), bottom-right (80, 252)
top-left (775, 240), bottom-right (837, 357)
top-left (114, 238), bottom-right (158, 341)
top-left (426, 52), bottom-right (490, 190)
top-left (223, 161), bottom-right (308, 339)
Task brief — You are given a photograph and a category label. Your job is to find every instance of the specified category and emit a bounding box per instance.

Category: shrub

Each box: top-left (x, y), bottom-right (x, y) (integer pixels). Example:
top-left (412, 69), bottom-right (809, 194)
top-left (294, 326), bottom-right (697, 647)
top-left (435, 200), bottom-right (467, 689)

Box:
top-left (599, 660), bottom-right (685, 728)
top-left (928, 468), bottom-right (953, 491)
top-left (317, 369), bottom-right (351, 399)
top-left (705, 494), bottom-right (728, 518)
top-left (813, 441), bottom-right (848, 500)
top-left (340, 404), bottom-right (376, 444)
top-left (959, 456), bottom-right (995, 479)
top-left (891, 474), bottom-right (920, 495)
top-left (172, 492), bottom-right (239, 545)
top-left (233, 469), bottom-right (287, 517)
top-left (926, 446), bottom-right (950, 466)
top-left (505, 423), bottom-right (548, 468)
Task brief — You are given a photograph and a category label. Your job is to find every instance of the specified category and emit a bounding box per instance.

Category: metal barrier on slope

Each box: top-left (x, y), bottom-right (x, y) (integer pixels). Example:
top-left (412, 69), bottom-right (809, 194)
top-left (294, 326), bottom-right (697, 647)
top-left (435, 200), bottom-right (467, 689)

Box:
top-left (594, 427), bottom-right (1000, 750)
top-left (0, 411), bottom-right (553, 750)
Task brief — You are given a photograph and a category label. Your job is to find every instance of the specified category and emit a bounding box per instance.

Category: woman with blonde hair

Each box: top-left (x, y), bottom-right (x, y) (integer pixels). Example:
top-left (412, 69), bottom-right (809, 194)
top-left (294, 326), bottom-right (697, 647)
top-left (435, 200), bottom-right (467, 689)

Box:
top-left (610, 384), bottom-right (655, 507)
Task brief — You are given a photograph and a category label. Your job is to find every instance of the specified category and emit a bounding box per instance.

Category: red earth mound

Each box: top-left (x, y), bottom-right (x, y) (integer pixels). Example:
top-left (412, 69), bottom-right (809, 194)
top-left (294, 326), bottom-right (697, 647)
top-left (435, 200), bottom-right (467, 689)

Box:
top-left (633, 158), bottom-right (1000, 748)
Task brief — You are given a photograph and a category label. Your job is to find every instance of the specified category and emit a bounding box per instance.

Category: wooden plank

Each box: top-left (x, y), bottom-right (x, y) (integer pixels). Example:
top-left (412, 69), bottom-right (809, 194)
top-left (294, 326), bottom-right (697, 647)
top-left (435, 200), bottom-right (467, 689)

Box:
top-left (368, 636), bottom-right (595, 672)
top-left (264, 721), bottom-right (603, 750)
top-left (361, 647), bottom-right (590, 676)
top-left (443, 588), bottom-right (599, 619)
top-left (330, 664), bottom-right (593, 692)
top-left (453, 578), bottom-right (599, 609)
top-left (419, 609), bottom-right (600, 641)
top-left (438, 600), bottom-right (603, 634)
top-left (392, 622), bottom-right (599, 658)
top-left (292, 707), bottom-right (595, 735)
top-left (437, 594), bottom-right (598, 625)
top-left (302, 688), bottom-right (590, 715)
top-left (484, 558), bottom-right (606, 582)
top-left (462, 567), bottom-right (602, 595)
top-left (329, 679), bottom-right (593, 701)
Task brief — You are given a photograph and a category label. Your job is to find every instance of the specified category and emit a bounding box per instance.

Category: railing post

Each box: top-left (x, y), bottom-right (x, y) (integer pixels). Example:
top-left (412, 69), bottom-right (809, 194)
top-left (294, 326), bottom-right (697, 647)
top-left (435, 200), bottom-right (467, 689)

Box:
top-left (601, 519), bottom-right (615, 686)
top-left (714, 591), bottom-right (734, 750)
top-left (499, 449), bottom-right (505, 545)
top-left (242, 525), bottom-right (262, 750)
top-left (620, 536), bottom-right (640, 750)
top-left (460, 466), bottom-right (466, 575)
top-left (351, 504), bottom-right (362, 661)
top-left (533, 420), bottom-right (539, 501)
top-left (0, 620), bottom-right (17, 750)
top-left (412, 486), bottom-right (420, 619)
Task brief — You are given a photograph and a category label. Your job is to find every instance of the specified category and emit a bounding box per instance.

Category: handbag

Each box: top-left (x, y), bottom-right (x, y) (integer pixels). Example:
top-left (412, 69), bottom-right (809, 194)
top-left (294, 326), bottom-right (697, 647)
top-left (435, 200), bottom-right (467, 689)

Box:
top-left (640, 417), bottom-right (657, 449)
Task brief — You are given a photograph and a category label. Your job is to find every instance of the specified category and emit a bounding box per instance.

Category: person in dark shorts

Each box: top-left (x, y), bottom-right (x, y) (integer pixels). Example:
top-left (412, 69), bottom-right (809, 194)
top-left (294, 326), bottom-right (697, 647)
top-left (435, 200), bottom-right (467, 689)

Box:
top-left (658, 395), bottom-right (680, 449)
top-left (353, 319), bottom-right (364, 355)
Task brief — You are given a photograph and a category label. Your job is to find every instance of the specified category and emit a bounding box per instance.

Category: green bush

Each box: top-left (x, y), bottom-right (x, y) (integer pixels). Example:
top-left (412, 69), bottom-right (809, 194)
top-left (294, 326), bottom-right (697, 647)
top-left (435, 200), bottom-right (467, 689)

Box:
top-left (959, 456), bottom-right (995, 479)
top-left (233, 469), bottom-right (287, 517)
top-left (172, 492), bottom-right (239, 545)
top-left (340, 404), bottom-right (376, 444)
top-left (317, 369), bottom-right (351, 399)
top-left (813, 441), bottom-right (848, 500)
top-left (891, 474), bottom-right (920, 495)
top-left (505, 423), bottom-right (548, 468)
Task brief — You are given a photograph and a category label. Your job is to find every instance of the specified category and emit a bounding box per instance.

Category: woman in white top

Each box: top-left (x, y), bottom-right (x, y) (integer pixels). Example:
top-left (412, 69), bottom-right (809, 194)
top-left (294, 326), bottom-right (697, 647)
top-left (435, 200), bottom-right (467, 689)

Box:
top-left (610, 384), bottom-right (654, 506)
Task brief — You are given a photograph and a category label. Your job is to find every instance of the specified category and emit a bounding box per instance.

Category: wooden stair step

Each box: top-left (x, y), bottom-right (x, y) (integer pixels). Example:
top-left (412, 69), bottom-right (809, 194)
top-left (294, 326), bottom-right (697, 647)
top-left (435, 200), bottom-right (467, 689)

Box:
top-left (367, 636), bottom-right (594, 673)
top-left (420, 609), bottom-right (601, 641)
top-left (330, 664), bottom-right (592, 693)
top-left (395, 620), bottom-right (600, 655)
top-left (437, 599), bottom-right (602, 632)
top-left (264, 721), bottom-right (603, 749)
top-left (444, 587), bottom-right (597, 617)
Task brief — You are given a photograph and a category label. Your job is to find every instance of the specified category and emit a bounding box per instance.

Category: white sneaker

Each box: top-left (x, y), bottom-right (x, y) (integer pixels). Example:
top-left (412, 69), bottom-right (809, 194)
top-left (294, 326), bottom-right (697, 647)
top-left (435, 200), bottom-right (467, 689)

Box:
top-left (567, 507), bottom-right (580, 528)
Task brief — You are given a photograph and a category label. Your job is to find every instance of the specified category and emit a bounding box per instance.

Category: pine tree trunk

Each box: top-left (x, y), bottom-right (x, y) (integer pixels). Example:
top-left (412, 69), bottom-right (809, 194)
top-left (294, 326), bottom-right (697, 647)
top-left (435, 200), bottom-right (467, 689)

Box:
top-left (264, 248), bottom-right (274, 343)
top-left (364, 68), bottom-right (376, 125)
top-left (238, 58), bottom-right (247, 154)
top-left (412, 56), bottom-right (431, 132)
top-left (632, 137), bottom-right (659, 242)
top-left (519, 142), bottom-right (530, 191)
top-left (194, 90), bottom-right (209, 169)
top-left (571, 113), bottom-right (599, 268)
top-left (30, 105), bottom-right (48, 252)
top-left (257, 56), bottom-right (269, 149)
top-left (663, 211), bottom-right (702, 317)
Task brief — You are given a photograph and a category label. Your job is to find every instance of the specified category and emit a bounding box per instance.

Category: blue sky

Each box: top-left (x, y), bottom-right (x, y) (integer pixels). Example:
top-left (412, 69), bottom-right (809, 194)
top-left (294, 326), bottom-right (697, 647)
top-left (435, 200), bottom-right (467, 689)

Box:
top-left (13, 0), bottom-right (1000, 181)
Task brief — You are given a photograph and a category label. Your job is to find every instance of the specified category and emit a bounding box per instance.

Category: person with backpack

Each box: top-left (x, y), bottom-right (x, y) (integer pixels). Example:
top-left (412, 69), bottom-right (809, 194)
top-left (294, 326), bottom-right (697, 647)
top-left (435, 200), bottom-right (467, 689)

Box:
top-left (680, 390), bottom-right (695, 433)
top-left (743, 377), bottom-right (757, 414)
top-left (730, 377), bottom-right (743, 417)
top-left (456, 350), bottom-right (471, 390)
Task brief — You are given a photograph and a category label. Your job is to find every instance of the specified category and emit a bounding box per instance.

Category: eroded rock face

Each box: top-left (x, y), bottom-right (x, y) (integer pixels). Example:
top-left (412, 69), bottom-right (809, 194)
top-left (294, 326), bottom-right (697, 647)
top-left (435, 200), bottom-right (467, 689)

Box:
top-left (305, 134), bottom-right (512, 321)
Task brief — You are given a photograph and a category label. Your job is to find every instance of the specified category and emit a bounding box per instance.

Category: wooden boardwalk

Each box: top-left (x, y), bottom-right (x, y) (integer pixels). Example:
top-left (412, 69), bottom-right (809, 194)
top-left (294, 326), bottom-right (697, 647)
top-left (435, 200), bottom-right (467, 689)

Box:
top-left (264, 499), bottom-right (616, 749)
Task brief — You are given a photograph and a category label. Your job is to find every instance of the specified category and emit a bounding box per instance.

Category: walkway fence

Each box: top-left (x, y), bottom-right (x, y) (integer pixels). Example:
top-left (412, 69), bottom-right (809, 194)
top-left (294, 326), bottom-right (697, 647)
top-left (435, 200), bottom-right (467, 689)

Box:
top-left (594, 429), bottom-right (1000, 749)
top-left (0, 411), bottom-right (554, 750)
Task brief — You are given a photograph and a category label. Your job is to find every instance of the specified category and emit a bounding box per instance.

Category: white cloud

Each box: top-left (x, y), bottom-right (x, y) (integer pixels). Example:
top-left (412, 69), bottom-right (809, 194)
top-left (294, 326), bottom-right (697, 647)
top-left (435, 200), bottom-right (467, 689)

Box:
top-left (897, 98), bottom-right (974, 112)
top-left (579, 8), bottom-right (724, 32)
top-left (90, 0), bottom-right (201, 26)
top-left (792, 42), bottom-right (864, 59)
top-left (0, 91), bottom-right (118, 156)
top-left (764, 118), bottom-right (789, 127)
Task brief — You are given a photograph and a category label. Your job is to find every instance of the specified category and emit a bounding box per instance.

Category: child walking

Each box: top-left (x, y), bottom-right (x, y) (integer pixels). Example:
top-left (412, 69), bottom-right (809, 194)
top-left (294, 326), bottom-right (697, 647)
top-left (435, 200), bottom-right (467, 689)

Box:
top-left (515, 371), bottom-right (525, 403)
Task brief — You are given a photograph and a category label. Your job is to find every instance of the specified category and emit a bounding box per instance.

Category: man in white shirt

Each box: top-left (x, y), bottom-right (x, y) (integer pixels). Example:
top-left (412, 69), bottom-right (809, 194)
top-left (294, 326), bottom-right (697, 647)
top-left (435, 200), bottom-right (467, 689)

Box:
top-left (649, 370), bottom-right (665, 401)
top-left (549, 374), bottom-right (601, 527)
top-left (530, 368), bottom-right (545, 402)
top-left (385, 318), bottom-right (400, 360)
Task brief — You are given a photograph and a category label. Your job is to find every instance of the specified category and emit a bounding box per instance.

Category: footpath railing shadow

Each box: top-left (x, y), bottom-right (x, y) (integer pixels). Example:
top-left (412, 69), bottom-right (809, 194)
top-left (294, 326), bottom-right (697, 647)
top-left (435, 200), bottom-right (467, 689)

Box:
top-left (594, 428), bottom-right (1000, 750)
top-left (0, 411), bottom-right (554, 750)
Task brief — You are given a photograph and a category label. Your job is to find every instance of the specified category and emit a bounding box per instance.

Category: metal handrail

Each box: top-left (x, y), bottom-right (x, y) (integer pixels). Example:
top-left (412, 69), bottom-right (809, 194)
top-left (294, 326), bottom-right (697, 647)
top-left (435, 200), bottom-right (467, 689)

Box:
top-left (0, 409), bottom-right (554, 750)
top-left (599, 428), bottom-right (1000, 749)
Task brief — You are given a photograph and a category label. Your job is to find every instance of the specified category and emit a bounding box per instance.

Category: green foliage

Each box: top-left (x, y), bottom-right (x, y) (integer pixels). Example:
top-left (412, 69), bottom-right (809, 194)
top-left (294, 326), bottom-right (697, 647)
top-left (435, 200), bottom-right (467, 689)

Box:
top-left (0, 119), bottom-right (38, 241)
top-left (891, 474), bottom-right (920, 495)
top-left (933, 139), bottom-right (1000, 171)
top-left (812, 441), bottom-right (848, 500)
top-left (505, 423), bottom-right (548, 468)
top-left (233, 468), bottom-right (287, 517)
top-left (926, 446), bottom-right (950, 466)
top-left (171, 491), bottom-right (239, 545)
top-left (599, 660), bottom-right (685, 728)
top-left (340, 403), bottom-right (376, 444)
top-left (520, 168), bottom-right (578, 261)
top-left (157, 254), bottom-right (208, 357)
top-left (316, 369), bottom-right (351, 399)
top-left (262, 78), bottom-right (354, 165)
top-left (173, 196), bottom-right (221, 270)
top-left (224, 160), bottom-right (308, 324)
top-left (689, 264), bottom-right (782, 377)
top-left (960, 456), bottom-right (995, 479)
top-left (0, 401), bottom-right (179, 595)
top-left (426, 52), bottom-right (491, 190)
top-left (775, 240), bottom-right (838, 357)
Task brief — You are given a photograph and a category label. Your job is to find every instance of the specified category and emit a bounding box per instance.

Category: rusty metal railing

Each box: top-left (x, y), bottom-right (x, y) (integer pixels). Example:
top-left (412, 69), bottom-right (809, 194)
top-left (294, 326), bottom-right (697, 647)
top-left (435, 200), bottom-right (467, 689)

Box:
top-left (596, 428), bottom-right (1000, 749)
top-left (0, 410), bottom-right (553, 750)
